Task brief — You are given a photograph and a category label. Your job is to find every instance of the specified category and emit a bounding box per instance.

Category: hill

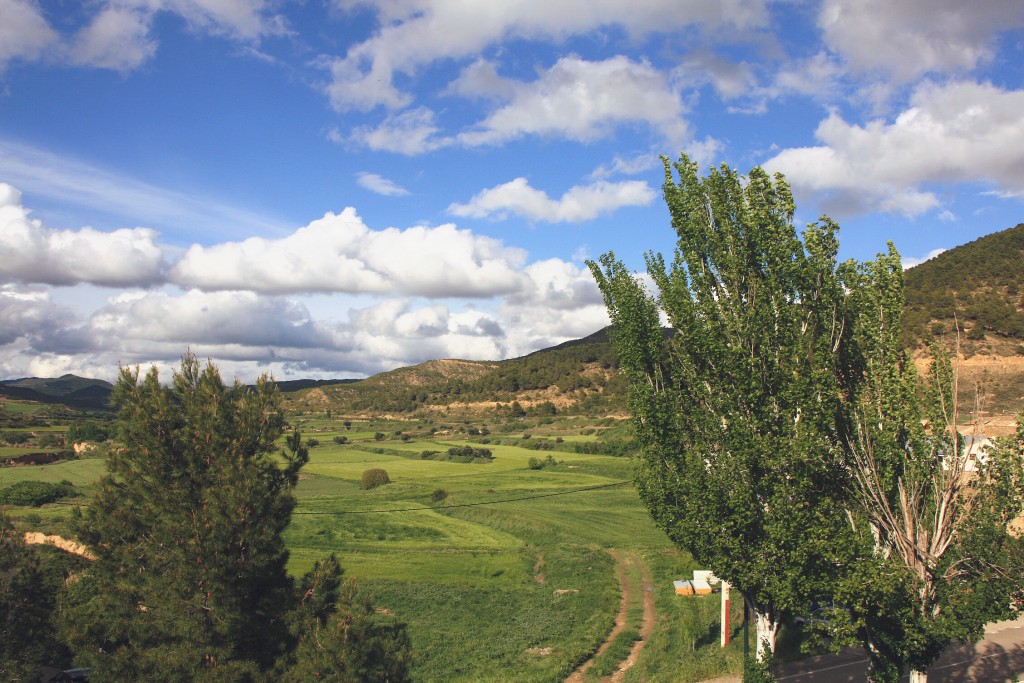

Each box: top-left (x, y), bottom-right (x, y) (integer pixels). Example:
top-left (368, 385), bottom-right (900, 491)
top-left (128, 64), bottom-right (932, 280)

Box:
top-left (0, 375), bottom-right (115, 411)
top-left (283, 338), bottom-right (626, 418)
top-left (901, 223), bottom-right (1024, 424)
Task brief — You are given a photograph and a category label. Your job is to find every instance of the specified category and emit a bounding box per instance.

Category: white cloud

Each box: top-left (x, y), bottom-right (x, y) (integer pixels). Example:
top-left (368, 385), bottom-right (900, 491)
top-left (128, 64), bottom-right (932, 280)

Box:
top-left (0, 284), bottom-right (68, 346)
top-left (819, 0), bottom-right (1024, 80)
top-left (457, 55), bottom-right (690, 147)
top-left (901, 248), bottom-right (947, 270)
top-left (0, 184), bottom-right (166, 287)
top-left (170, 208), bottom-right (529, 297)
top-left (499, 258), bottom-right (609, 355)
top-left (8, 0), bottom-right (284, 71)
top-left (356, 172), bottom-right (409, 196)
top-left (0, 0), bottom-right (59, 68)
top-left (325, 0), bottom-right (769, 111)
top-left (449, 176), bottom-right (656, 223)
top-left (764, 80), bottom-right (1024, 217)
top-left (69, 4), bottom-right (157, 71)
top-left (589, 153), bottom-right (659, 180)
top-left (350, 108), bottom-right (451, 155)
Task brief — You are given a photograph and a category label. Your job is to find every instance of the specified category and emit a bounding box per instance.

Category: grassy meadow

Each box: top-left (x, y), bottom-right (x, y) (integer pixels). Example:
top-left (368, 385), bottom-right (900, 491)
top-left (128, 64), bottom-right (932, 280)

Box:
top-left (1, 407), bottom-right (749, 682)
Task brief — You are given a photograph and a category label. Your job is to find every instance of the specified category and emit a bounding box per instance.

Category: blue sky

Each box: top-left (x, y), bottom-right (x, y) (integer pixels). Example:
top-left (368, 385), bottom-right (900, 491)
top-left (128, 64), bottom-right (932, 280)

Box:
top-left (1, 0), bottom-right (1023, 382)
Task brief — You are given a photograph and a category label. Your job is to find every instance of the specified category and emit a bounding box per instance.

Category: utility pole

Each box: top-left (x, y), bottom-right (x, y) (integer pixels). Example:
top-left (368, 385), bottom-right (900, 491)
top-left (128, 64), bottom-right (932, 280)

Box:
top-left (721, 581), bottom-right (731, 647)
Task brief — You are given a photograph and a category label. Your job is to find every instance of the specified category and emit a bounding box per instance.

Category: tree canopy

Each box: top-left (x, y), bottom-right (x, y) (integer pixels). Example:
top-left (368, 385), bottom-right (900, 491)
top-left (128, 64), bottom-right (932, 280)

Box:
top-left (63, 353), bottom-right (411, 681)
top-left (591, 154), bottom-right (1024, 682)
top-left (590, 154), bottom-right (857, 665)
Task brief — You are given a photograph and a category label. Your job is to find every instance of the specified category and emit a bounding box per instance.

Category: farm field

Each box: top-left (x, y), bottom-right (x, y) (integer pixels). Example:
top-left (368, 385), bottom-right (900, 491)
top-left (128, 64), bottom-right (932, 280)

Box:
top-left (1, 408), bottom-right (748, 682)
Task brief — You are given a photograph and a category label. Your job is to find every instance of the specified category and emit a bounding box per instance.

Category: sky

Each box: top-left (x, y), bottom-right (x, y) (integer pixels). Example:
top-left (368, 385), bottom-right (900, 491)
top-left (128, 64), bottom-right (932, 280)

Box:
top-left (1, 0), bottom-right (1023, 383)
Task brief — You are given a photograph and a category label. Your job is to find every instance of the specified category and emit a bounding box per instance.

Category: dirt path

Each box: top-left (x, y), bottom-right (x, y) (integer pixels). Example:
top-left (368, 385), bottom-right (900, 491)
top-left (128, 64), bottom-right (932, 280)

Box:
top-left (564, 550), bottom-right (656, 683)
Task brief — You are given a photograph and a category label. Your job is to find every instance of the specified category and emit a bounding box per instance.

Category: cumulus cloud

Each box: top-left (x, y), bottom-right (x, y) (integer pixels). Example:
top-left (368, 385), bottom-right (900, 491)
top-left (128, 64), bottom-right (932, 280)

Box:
top-left (350, 108), bottom-right (451, 155)
top-left (0, 0), bottom-right (59, 68)
top-left (0, 284), bottom-right (68, 346)
top-left (499, 259), bottom-right (609, 355)
top-left (79, 289), bottom-right (337, 350)
top-left (170, 207), bottom-right (528, 297)
top-left (7, 0), bottom-right (284, 71)
top-left (324, 0), bottom-right (769, 111)
top-left (764, 80), bottom-right (1024, 217)
top-left (448, 177), bottom-right (656, 223)
top-left (457, 55), bottom-right (690, 147)
top-left (68, 4), bottom-right (157, 71)
top-left (356, 172), bottom-right (409, 196)
top-left (0, 184), bottom-right (167, 287)
top-left (819, 0), bottom-right (1024, 81)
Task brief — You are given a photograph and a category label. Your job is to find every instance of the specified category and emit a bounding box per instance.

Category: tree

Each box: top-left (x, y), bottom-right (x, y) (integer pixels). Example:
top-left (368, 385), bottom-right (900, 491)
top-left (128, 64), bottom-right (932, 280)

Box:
top-left (63, 353), bottom-right (412, 680)
top-left (0, 516), bottom-right (64, 681)
top-left (282, 555), bottom-right (412, 682)
top-left (589, 155), bottom-right (857, 668)
top-left (837, 250), bottom-right (1024, 683)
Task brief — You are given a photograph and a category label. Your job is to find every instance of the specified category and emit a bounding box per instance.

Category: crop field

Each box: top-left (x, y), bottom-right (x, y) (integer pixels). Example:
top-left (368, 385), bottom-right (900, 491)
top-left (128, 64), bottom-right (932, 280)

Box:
top-left (1, 412), bottom-right (749, 682)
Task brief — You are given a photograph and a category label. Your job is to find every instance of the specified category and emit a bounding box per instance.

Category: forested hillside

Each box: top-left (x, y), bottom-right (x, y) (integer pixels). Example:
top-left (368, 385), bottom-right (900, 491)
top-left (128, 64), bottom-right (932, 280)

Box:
top-left (903, 223), bottom-right (1024, 346)
top-left (284, 332), bottom-right (626, 417)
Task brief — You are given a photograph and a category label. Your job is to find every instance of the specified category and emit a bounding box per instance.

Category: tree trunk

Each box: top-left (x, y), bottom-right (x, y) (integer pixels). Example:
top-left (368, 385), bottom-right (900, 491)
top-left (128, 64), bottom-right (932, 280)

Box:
top-left (909, 670), bottom-right (927, 683)
top-left (752, 606), bottom-right (779, 662)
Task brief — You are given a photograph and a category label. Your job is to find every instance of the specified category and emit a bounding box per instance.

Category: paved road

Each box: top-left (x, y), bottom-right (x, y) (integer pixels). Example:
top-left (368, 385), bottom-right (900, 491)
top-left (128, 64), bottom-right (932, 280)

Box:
top-left (699, 615), bottom-right (1024, 683)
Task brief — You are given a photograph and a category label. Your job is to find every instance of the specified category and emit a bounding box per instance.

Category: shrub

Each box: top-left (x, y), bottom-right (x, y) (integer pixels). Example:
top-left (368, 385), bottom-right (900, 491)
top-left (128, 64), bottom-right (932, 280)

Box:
top-left (361, 468), bottom-right (391, 490)
top-left (305, 438), bottom-right (320, 448)
top-left (430, 489), bottom-right (447, 503)
top-left (528, 457), bottom-right (543, 470)
top-left (0, 480), bottom-right (76, 507)
top-left (333, 435), bottom-right (349, 445)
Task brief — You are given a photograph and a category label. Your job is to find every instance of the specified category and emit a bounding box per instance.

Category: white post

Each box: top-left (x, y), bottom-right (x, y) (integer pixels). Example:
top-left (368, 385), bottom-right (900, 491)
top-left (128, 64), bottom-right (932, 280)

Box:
top-left (721, 581), bottom-right (731, 647)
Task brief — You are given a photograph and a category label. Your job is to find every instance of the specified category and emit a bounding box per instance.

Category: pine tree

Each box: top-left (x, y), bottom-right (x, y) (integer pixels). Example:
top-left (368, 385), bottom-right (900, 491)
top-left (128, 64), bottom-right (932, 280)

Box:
top-left (0, 516), bottom-right (63, 681)
top-left (64, 353), bottom-right (311, 680)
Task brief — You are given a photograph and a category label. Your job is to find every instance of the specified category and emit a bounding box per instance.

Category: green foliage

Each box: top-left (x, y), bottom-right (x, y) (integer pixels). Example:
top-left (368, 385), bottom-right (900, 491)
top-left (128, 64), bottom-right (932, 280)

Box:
top-left (902, 222), bottom-right (1024, 345)
top-left (334, 435), bottom-right (349, 444)
top-left (282, 555), bottom-right (412, 682)
top-left (430, 488), bottom-right (447, 503)
top-left (590, 154), bottom-right (855, 660)
top-left (63, 353), bottom-right (395, 680)
top-left (1, 516), bottom-right (66, 681)
top-left (0, 479), bottom-right (76, 507)
top-left (527, 455), bottom-right (558, 470)
top-left (361, 468), bottom-right (391, 489)
top-left (66, 421), bottom-right (110, 443)
top-left (840, 247), bottom-right (1024, 679)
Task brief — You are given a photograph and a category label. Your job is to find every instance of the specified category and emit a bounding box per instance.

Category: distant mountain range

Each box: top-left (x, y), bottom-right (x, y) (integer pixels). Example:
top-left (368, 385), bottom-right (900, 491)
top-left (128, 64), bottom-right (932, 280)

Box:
top-left (4, 223), bottom-right (1023, 420)
top-left (0, 375), bottom-right (115, 411)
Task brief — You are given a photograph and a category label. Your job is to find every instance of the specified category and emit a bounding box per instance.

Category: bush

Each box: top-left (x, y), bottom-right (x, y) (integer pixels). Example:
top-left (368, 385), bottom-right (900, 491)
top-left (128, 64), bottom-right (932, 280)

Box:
top-left (333, 435), bottom-right (349, 445)
top-left (430, 489), bottom-right (447, 503)
top-left (361, 468), bottom-right (391, 490)
top-left (0, 480), bottom-right (76, 507)
top-left (305, 438), bottom-right (320, 448)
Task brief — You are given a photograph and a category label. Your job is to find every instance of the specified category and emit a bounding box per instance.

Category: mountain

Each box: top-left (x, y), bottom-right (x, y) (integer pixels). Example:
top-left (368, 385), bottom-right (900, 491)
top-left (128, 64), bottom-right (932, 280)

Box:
top-left (0, 374), bottom-right (115, 411)
top-left (901, 223), bottom-right (1024, 425)
top-left (283, 338), bottom-right (626, 418)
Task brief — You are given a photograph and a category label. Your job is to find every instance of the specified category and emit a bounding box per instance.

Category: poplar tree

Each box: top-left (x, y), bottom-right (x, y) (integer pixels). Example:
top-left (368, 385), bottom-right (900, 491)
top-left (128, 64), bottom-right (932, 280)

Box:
top-left (837, 250), bottom-right (1024, 683)
top-left (589, 154), bottom-right (857, 670)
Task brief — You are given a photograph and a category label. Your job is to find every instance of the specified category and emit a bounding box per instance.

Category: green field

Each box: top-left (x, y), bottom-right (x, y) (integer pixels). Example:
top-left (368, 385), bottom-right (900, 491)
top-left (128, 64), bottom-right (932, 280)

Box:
top-left (0, 420), bottom-right (746, 682)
